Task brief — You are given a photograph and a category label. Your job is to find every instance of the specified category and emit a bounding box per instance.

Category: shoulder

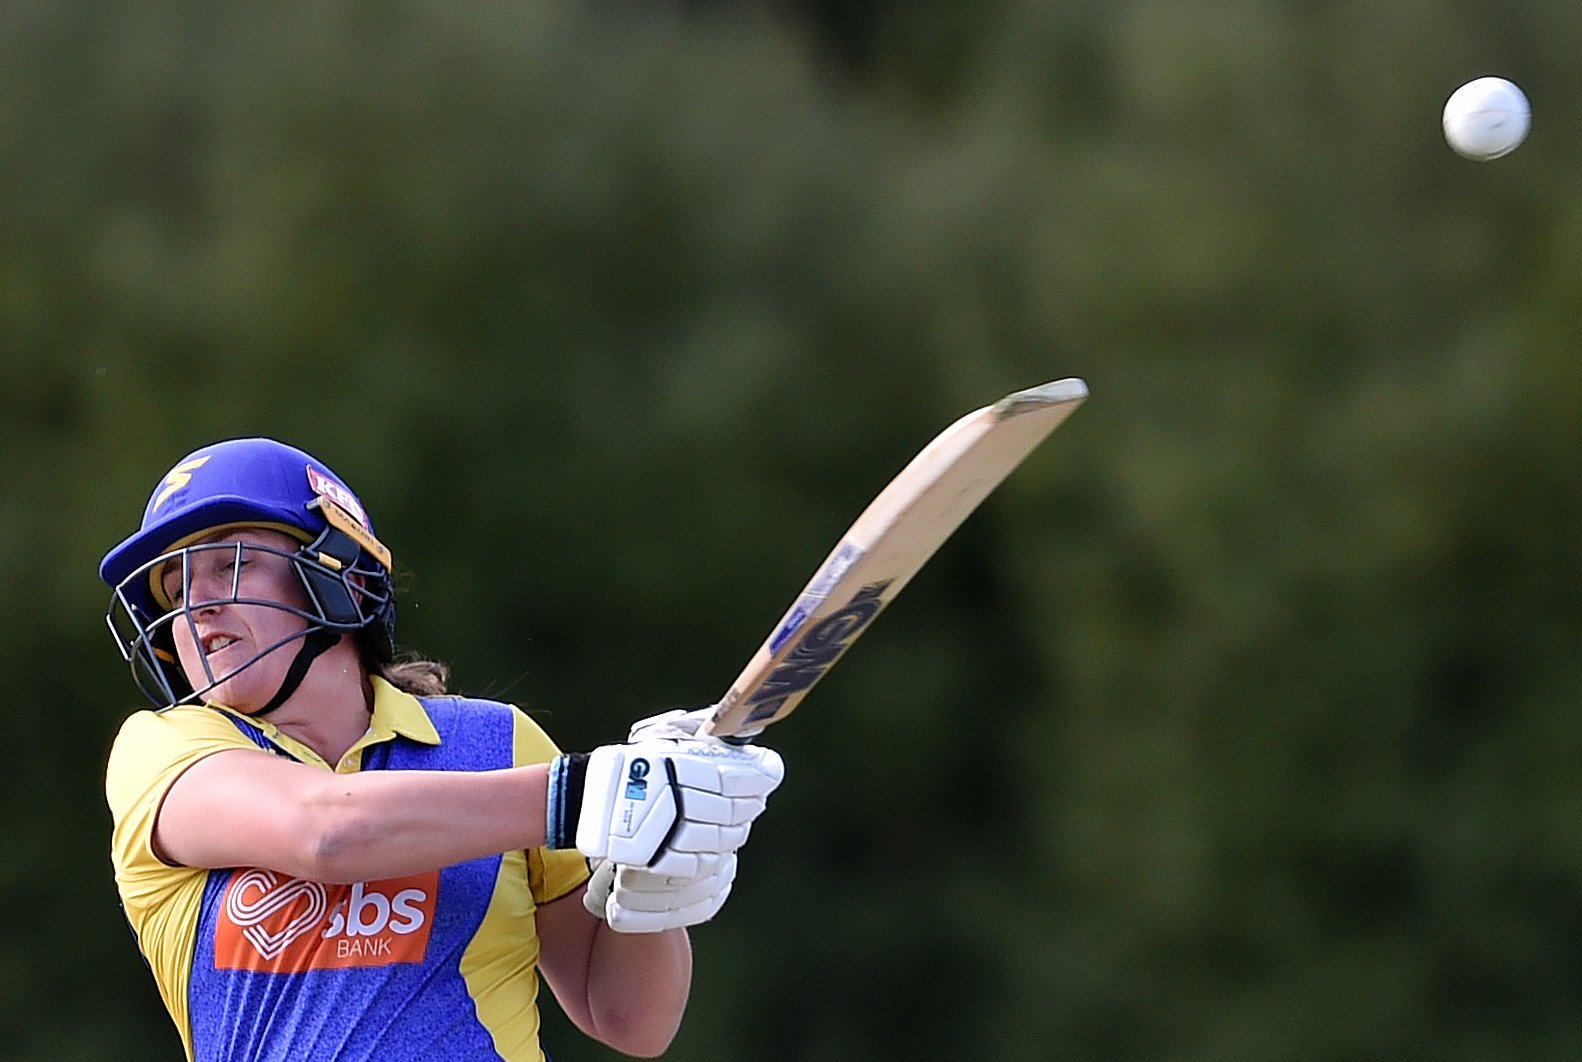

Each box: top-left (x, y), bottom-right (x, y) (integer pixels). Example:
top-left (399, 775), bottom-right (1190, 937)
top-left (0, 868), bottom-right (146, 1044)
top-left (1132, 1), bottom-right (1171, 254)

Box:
top-left (412, 693), bottom-right (519, 732)
top-left (421, 695), bottom-right (568, 766)
top-left (105, 707), bottom-right (257, 918)
top-left (106, 707), bottom-right (258, 816)
top-left (107, 705), bottom-right (257, 773)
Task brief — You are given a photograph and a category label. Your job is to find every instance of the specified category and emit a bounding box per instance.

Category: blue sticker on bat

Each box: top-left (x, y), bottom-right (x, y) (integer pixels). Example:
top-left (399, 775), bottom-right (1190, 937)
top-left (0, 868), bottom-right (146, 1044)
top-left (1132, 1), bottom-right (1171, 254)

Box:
top-left (747, 580), bottom-right (892, 724)
top-left (768, 541), bottom-right (865, 653)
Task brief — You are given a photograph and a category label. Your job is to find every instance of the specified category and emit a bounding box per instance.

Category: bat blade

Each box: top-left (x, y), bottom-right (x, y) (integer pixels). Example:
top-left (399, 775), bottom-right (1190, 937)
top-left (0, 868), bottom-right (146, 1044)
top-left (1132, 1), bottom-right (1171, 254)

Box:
top-left (702, 378), bottom-right (1088, 738)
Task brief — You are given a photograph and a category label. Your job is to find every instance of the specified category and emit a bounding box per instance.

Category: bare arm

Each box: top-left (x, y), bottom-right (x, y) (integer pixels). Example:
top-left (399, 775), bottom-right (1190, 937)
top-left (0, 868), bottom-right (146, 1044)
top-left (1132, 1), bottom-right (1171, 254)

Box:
top-left (536, 889), bottom-right (693, 1058)
top-left (154, 748), bottom-right (551, 882)
top-left (158, 745), bottom-right (695, 1054)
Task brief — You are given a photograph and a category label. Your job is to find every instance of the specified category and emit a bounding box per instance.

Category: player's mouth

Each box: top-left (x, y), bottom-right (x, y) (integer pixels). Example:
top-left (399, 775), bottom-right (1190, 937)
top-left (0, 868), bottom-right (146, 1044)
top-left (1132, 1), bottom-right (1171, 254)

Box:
top-left (202, 633), bottom-right (241, 658)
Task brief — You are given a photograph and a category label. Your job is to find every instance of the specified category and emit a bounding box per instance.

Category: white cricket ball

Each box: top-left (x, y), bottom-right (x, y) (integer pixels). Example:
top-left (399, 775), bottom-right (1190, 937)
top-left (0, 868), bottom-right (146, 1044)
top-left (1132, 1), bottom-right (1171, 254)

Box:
top-left (1442, 77), bottom-right (1530, 160)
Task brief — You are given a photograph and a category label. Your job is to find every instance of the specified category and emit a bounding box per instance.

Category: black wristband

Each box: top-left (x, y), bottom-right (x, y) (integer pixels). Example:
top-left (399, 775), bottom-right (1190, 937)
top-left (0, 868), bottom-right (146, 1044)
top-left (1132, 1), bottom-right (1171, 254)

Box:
top-left (545, 752), bottom-right (590, 850)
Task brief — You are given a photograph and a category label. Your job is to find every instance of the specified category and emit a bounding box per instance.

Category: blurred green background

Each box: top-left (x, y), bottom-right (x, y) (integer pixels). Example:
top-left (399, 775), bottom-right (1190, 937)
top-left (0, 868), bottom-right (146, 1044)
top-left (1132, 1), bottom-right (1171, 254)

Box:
top-left (4, 0), bottom-right (1581, 1058)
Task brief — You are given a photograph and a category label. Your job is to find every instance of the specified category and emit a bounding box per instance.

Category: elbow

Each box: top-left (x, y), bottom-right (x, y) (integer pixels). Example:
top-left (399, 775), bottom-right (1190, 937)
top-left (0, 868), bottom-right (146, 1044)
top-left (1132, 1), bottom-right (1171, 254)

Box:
top-left (304, 818), bottom-right (382, 884)
top-left (581, 926), bottom-right (692, 1057)
top-left (589, 998), bottom-right (685, 1059)
top-left (291, 786), bottom-right (370, 884)
top-left (624, 1027), bottom-right (682, 1059)
top-left (597, 1023), bottom-right (680, 1060)
top-left (300, 828), bottom-right (356, 884)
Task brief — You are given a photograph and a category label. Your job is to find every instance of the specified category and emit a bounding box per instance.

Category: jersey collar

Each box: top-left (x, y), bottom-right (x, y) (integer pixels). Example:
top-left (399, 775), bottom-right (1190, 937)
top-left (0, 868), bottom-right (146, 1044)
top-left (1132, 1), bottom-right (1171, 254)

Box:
top-left (367, 676), bottom-right (442, 746)
top-left (199, 677), bottom-right (441, 769)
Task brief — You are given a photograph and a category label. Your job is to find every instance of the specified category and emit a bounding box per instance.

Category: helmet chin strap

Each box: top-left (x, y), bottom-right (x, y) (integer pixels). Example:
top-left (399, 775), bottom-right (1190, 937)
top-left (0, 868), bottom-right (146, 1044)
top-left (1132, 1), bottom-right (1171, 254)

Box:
top-left (253, 628), bottom-right (341, 717)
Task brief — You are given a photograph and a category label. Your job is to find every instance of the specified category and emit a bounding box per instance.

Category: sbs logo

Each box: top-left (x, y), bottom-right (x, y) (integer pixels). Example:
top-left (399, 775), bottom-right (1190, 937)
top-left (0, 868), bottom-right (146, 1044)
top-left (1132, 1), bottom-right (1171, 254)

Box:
top-left (213, 868), bottom-right (439, 971)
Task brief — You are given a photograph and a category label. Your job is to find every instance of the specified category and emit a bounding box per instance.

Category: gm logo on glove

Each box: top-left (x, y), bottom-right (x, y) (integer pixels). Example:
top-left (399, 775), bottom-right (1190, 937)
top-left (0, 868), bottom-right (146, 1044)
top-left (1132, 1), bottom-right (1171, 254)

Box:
top-left (625, 759), bottom-right (650, 800)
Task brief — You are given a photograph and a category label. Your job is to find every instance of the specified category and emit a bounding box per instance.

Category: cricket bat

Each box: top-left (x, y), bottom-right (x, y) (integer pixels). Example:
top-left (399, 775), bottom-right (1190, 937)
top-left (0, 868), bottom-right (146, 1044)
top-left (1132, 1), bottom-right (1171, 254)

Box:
top-left (702, 377), bottom-right (1088, 738)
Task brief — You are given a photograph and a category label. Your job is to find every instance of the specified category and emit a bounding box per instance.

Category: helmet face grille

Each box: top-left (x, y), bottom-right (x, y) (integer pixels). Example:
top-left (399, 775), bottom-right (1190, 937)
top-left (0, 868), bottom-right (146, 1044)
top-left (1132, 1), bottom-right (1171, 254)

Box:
top-left (105, 539), bottom-right (393, 710)
top-left (99, 439), bottom-right (398, 706)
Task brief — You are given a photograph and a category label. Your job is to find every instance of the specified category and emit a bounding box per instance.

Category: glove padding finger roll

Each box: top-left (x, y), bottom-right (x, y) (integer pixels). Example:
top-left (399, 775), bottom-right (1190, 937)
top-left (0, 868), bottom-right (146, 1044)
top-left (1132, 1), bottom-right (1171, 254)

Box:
top-left (611, 861), bottom-right (735, 913)
top-left (643, 822), bottom-right (755, 876)
top-left (634, 845), bottom-right (737, 879)
top-left (582, 858), bottom-right (617, 921)
top-left (588, 855), bottom-right (739, 934)
top-left (583, 852), bottom-right (733, 922)
top-left (626, 708), bottom-right (704, 742)
top-left (546, 738), bottom-right (784, 867)
top-left (628, 705), bottom-right (765, 746)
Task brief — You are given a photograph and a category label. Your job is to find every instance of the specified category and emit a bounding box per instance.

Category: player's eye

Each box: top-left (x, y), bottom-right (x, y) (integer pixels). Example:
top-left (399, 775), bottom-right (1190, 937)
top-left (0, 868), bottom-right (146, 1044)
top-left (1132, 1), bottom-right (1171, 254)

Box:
top-left (216, 543), bottom-right (254, 574)
top-left (161, 569), bottom-right (186, 607)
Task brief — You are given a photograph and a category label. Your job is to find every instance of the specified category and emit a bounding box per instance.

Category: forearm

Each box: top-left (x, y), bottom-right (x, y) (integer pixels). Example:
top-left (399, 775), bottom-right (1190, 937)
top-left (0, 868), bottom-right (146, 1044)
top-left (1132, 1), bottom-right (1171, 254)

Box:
top-left (585, 924), bottom-right (693, 1056)
top-left (306, 763), bottom-right (550, 882)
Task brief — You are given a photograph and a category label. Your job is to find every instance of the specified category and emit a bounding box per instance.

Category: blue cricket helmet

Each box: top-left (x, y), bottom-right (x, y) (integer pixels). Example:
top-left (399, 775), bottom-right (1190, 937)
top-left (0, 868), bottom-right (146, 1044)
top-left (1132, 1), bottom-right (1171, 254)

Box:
top-left (101, 438), bottom-right (396, 708)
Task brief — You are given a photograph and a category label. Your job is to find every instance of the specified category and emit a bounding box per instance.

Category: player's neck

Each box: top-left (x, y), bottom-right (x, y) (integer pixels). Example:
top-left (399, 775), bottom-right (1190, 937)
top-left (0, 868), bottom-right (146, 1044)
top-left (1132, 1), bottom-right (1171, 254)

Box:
top-left (264, 643), bottom-right (375, 766)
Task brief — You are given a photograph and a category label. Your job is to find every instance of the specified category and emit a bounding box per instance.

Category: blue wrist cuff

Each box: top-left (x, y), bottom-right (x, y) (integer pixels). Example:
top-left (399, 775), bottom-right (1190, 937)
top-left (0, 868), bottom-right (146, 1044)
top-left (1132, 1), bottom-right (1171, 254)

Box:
top-left (545, 753), bottom-right (589, 850)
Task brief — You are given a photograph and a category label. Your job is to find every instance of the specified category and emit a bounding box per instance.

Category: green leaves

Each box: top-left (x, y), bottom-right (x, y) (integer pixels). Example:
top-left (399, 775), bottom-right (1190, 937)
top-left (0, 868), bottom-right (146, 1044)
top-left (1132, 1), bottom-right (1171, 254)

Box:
top-left (6, 1), bottom-right (1582, 1058)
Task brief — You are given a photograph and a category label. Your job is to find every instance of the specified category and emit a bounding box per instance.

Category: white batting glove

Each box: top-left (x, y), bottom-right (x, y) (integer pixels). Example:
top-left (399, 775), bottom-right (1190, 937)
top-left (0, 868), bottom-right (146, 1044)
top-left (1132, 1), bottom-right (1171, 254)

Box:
top-left (576, 707), bottom-right (777, 931)
top-left (583, 853), bottom-right (739, 933)
top-left (628, 705), bottom-right (765, 745)
top-left (546, 738), bottom-right (783, 875)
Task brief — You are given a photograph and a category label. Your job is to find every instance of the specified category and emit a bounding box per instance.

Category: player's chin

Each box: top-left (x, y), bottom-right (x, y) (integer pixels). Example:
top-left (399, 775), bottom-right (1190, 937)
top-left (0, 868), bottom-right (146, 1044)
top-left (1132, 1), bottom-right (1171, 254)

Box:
top-left (205, 667), bottom-right (284, 714)
top-left (214, 637), bottom-right (315, 712)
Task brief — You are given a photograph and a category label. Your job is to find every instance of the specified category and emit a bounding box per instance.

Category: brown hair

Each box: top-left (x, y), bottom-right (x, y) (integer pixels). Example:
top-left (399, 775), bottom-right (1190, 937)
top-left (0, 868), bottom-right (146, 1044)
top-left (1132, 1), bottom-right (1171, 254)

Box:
top-left (358, 568), bottom-right (451, 696)
top-left (369, 650), bottom-right (453, 697)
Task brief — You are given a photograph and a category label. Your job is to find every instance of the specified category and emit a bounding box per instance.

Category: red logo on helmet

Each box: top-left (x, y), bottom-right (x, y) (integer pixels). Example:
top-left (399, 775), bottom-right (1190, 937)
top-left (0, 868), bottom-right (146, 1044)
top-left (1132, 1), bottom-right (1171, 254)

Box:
top-left (306, 467), bottom-right (369, 530)
top-left (213, 868), bottom-right (437, 970)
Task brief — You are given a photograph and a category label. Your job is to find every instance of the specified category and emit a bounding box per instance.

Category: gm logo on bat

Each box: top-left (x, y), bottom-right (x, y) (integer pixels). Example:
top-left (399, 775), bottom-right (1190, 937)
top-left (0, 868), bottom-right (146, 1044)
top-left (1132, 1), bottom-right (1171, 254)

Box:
top-left (744, 580), bottom-right (892, 726)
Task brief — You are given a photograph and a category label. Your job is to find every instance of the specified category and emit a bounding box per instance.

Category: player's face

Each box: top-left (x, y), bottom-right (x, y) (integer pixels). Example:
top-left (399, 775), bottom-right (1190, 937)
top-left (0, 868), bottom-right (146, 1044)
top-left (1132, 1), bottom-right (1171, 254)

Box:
top-left (160, 528), bottom-right (310, 713)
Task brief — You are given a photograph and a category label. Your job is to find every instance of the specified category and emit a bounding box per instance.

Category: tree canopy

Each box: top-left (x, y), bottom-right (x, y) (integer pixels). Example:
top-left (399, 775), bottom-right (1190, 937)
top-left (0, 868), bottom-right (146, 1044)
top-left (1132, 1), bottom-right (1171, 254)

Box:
top-left (4, 1), bottom-right (1581, 1057)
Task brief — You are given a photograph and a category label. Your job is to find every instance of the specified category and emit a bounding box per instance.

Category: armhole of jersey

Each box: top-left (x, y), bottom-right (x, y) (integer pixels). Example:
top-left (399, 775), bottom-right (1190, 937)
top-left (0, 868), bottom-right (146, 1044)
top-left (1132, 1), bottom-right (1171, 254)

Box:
top-left (148, 713), bottom-right (294, 868)
top-left (146, 748), bottom-right (243, 868)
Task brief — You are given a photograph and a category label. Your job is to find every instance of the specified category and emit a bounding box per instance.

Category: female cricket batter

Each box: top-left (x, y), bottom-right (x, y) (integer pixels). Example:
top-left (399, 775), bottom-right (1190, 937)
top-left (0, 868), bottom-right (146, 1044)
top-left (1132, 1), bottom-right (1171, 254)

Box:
top-left (100, 437), bottom-right (783, 1061)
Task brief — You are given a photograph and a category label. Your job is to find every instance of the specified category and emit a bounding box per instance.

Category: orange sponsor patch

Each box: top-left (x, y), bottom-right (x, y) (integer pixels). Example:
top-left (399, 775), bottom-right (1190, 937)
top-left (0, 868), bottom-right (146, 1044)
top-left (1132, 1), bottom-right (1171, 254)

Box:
top-left (213, 868), bottom-right (439, 971)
